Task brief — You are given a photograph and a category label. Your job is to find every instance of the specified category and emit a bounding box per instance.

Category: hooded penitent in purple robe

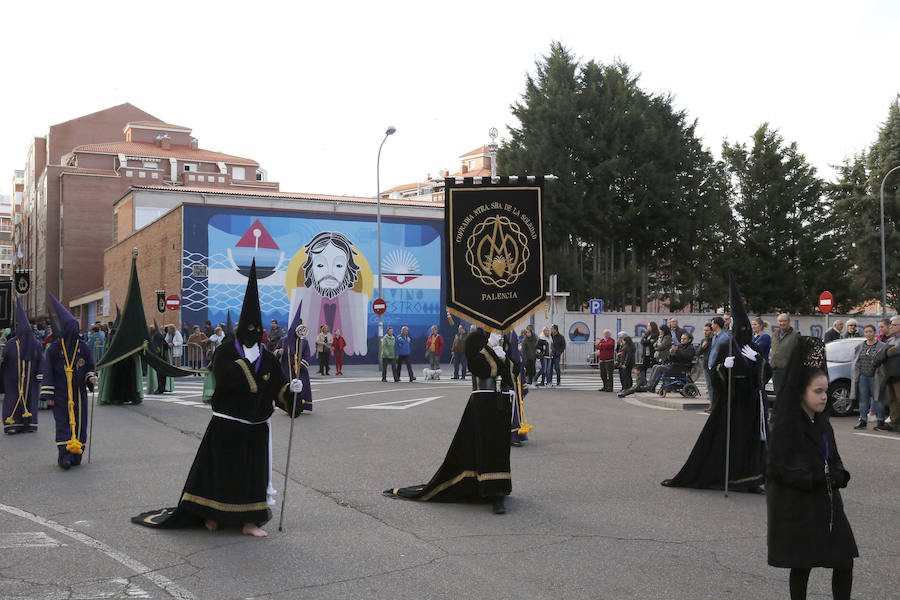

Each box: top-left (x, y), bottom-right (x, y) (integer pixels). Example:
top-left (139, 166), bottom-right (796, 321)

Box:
top-left (2, 298), bottom-right (43, 434)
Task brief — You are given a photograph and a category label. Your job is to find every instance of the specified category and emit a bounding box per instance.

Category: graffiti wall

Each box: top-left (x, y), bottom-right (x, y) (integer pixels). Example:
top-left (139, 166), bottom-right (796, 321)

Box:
top-left (182, 205), bottom-right (444, 362)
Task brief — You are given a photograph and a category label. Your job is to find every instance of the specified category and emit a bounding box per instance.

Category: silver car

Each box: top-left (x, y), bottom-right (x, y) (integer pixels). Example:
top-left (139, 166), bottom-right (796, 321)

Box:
top-left (825, 337), bottom-right (861, 418)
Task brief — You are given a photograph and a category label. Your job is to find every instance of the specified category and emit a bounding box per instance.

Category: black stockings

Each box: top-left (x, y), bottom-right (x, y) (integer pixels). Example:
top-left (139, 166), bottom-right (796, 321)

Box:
top-left (789, 567), bottom-right (852, 600)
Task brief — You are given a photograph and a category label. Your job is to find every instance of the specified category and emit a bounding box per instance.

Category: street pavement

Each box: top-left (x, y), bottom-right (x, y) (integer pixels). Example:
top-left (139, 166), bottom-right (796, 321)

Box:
top-left (1, 364), bottom-right (897, 599)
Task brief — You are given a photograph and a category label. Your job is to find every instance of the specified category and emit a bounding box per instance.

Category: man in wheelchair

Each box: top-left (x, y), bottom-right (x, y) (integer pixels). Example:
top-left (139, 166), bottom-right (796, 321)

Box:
top-left (648, 332), bottom-right (699, 397)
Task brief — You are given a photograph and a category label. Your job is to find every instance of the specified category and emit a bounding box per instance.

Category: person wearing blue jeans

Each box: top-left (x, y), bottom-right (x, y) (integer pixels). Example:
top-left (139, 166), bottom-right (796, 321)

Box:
top-left (450, 325), bottom-right (468, 379)
top-left (549, 325), bottom-right (566, 387)
top-left (395, 326), bottom-right (416, 382)
top-left (534, 327), bottom-right (551, 386)
top-left (852, 325), bottom-right (886, 430)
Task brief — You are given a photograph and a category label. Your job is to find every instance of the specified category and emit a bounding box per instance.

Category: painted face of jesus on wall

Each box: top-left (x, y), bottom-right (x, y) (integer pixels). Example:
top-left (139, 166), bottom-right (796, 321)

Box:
top-left (311, 242), bottom-right (349, 292)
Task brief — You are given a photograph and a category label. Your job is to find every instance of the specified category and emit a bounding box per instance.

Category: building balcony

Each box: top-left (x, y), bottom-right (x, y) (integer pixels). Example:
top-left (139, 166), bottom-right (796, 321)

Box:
top-left (121, 166), bottom-right (165, 182)
top-left (181, 171), bottom-right (231, 186)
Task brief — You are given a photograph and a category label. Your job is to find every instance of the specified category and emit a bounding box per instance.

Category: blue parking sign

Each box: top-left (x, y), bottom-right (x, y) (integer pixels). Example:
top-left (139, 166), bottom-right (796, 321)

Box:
top-left (589, 299), bottom-right (603, 314)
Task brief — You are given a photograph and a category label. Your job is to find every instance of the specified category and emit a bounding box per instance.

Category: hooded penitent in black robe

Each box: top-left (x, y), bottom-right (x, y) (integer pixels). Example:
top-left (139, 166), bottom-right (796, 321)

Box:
top-left (767, 336), bottom-right (857, 569)
top-left (146, 322), bottom-right (174, 395)
top-left (2, 299), bottom-right (42, 434)
top-left (132, 261), bottom-right (296, 529)
top-left (384, 329), bottom-right (512, 502)
top-left (661, 277), bottom-right (767, 492)
top-left (277, 306), bottom-right (312, 413)
top-left (41, 294), bottom-right (97, 467)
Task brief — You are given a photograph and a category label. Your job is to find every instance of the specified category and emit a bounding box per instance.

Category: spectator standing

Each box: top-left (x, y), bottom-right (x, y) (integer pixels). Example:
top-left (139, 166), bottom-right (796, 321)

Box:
top-left (877, 318), bottom-right (891, 342)
top-left (770, 313), bottom-right (799, 399)
top-left (450, 325), bottom-right (468, 379)
top-left (203, 320), bottom-right (214, 338)
top-left (874, 315), bottom-right (900, 432)
top-left (705, 317), bottom-right (730, 411)
top-left (850, 324), bottom-right (886, 430)
top-left (617, 335), bottom-right (636, 391)
top-left (41, 324), bottom-right (55, 351)
top-left (208, 327), bottom-right (224, 351)
top-left (751, 317), bottom-right (772, 362)
top-left (181, 321), bottom-right (190, 343)
top-left (595, 329), bottom-right (616, 392)
top-left (823, 320), bottom-right (844, 342)
top-left (425, 325), bottom-right (444, 371)
top-left (87, 325), bottom-right (106, 363)
top-left (668, 318), bottom-right (687, 347)
top-left (332, 329), bottom-right (346, 375)
top-left (640, 322), bottom-right (659, 372)
top-left (549, 324), bottom-right (566, 387)
top-left (535, 327), bottom-right (551, 386)
top-left (380, 327), bottom-right (397, 382)
top-left (267, 319), bottom-right (285, 352)
top-left (186, 325), bottom-right (209, 372)
top-left (842, 319), bottom-right (861, 339)
top-left (395, 326), bottom-right (415, 382)
top-left (696, 323), bottom-right (714, 398)
top-left (315, 325), bottom-right (333, 375)
top-left (520, 328), bottom-right (537, 384)
top-left (166, 324), bottom-right (183, 367)
top-left (654, 324), bottom-right (673, 365)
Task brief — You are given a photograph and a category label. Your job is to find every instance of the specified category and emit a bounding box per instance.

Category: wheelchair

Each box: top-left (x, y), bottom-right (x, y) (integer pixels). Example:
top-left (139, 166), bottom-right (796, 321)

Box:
top-left (657, 365), bottom-right (700, 398)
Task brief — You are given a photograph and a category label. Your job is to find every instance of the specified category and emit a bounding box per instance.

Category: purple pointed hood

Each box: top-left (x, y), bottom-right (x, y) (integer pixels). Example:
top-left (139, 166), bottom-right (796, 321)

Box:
top-left (14, 297), bottom-right (41, 359)
top-left (48, 293), bottom-right (81, 349)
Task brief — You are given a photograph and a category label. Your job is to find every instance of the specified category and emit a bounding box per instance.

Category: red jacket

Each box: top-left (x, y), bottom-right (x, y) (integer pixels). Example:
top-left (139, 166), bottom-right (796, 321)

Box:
top-left (594, 337), bottom-right (615, 361)
top-left (333, 335), bottom-right (347, 354)
top-left (426, 333), bottom-right (444, 356)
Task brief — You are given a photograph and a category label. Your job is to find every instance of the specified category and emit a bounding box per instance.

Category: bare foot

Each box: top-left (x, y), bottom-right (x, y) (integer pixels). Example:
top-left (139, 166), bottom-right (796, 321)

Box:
top-left (204, 519), bottom-right (218, 531)
top-left (242, 523), bottom-right (268, 537)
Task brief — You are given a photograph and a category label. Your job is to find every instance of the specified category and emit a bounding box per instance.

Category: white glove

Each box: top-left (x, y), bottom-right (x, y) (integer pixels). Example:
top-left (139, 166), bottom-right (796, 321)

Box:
top-left (493, 346), bottom-right (506, 360)
top-left (724, 356), bottom-right (735, 369)
top-left (290, 379), bottom-right (304, 393)
top-left (740, 346), bottom-right (758, 362)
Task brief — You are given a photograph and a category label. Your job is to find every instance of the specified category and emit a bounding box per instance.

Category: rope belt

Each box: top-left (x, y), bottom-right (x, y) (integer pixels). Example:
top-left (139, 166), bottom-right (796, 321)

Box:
top-left (61, 339), bottom-right (83, 454)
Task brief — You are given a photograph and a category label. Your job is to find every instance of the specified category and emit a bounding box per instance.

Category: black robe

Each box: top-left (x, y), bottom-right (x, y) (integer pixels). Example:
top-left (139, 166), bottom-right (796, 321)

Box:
top-left (132, 342), bottom-right (293, 528)
top-left (384, 342), bottom-right (512, 502)
top-left (767, 413), bottom-right (858, 568)
top-left (662, 343), bottom-right (767, 491)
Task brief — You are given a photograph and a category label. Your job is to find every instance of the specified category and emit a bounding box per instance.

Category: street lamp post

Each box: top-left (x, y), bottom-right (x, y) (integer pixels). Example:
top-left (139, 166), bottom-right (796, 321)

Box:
top-left (488, 127), bottom-right (498, 180)
top-left (376, 126), bottom-right (396, 355)
top-left (880, 164), bottom-right (900, 316)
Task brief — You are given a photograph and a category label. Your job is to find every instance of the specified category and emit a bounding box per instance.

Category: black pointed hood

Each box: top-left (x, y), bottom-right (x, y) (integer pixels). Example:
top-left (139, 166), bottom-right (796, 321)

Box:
top-left (236, 259), bottom-right (263, 347)
top-left (729, 274), bottom-right (752, 348)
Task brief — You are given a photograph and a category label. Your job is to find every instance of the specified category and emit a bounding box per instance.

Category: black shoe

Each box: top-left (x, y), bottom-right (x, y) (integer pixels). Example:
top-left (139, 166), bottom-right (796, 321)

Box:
top-left (410, 377), bottom-right (416, 382)
top-left (660, 479), bottom-right (675, 487)
top-left (853, 421), bottom-right (867, 430)
top-left (492, 497), bottom-right (506, 514)
top-left (451, 376), bottom-right (459, 380)
top-left (874, 423), bottom-right (892, 431)
top-left (511, 441), bottom-right (522, 447)
top-left (59, 458), bottom-right (71, 470)
top-left (381, 378), bottom-right (387, 382)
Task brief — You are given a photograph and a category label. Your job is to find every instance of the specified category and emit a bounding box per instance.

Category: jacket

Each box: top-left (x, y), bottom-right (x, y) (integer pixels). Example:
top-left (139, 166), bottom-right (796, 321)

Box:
top-left (770, 328), bottom-right (798, 370)
top-left (654, 334), bottom-right (672, 363)
top-left (594, 337), bottom-right (615, 361)
top-left (451, 332), bottom-right (466, 354)
top-left (535, 337), bottom-right (550, 360)
top-left (381, 335), bottom-right (396, 359)
top-left (333, 335), bottom-right (347, 355)
top-left (425, 333), bottom-right (444, 356)
top-left (550, 333), bottom-right (566, 357)
top-left (874, 334), bottom-right (900, 379)
top-left (849, 339), bottom-right (885, 403)
top-left (395, 335), bottom-right (411, 357)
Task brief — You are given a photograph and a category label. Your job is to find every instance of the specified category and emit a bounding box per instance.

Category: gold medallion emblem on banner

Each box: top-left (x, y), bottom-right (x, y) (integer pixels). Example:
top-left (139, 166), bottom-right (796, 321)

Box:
top-left (465, 215), bottom-right (530, 288)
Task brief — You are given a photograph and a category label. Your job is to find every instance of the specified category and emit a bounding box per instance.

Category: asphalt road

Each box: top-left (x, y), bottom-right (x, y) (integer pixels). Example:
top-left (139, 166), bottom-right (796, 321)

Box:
top-left (1, 365), bottom-right (897, 599)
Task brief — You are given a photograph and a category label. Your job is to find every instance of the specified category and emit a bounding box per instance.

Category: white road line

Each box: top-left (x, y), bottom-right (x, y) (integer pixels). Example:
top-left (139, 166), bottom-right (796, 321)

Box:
top-left (348, 396), bottom-right (444, 410)
top-left (0, 503), bottom-right (196, 600)
top-left (853, 432), bottom-right (900, 441)
top-left (0, 531), bottom-right (65, 548)
top-left (313, 385), bottom-right (459, 403)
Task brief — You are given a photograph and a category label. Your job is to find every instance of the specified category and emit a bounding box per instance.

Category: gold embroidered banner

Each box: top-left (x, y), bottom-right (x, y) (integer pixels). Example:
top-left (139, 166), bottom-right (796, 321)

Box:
top-left (444, 178), bottom-right (545, 331)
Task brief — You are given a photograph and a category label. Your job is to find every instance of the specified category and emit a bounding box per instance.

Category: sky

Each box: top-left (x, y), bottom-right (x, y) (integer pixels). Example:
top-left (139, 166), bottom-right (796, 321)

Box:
top-left (1, 1), bottom-right (898, 198)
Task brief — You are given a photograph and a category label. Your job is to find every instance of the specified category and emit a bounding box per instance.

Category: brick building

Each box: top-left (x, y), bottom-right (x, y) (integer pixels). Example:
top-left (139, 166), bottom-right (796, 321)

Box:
top-left (16, 103), bottom-right (276, 323)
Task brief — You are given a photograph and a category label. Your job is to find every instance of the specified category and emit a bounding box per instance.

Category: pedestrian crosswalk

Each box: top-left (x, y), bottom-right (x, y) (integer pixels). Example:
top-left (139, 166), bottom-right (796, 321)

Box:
top-left (529, 371), bottom-right (709, 397)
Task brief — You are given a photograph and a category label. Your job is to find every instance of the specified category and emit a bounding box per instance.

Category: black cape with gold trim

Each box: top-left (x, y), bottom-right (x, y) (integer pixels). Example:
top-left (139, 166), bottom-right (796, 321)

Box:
top-left (132, 341), bottom-right (293, 528)
top-left (384, 331), bottom-right (512, 502)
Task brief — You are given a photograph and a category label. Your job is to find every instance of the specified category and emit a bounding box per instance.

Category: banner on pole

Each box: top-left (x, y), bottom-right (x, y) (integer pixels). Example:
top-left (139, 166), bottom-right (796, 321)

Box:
top-left (444, 177), bottom-right (545, 331)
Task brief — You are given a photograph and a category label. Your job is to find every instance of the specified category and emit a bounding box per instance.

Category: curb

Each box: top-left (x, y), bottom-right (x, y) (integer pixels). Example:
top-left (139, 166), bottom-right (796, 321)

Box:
top-left (630, 392), bottom-right (708, 411)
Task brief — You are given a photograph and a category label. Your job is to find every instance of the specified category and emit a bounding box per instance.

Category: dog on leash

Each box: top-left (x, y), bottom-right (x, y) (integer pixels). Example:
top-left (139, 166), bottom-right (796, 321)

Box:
top-left (423, 368), bottom-right (441, 380)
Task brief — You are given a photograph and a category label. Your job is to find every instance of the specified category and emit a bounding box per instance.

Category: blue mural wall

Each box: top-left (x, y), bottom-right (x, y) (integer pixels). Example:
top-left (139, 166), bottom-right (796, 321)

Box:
top-left (181, 205), bottom-right (450, 364)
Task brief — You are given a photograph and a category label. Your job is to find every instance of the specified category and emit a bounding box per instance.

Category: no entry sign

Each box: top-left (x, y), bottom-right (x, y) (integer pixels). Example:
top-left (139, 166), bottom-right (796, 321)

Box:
top-left (818, 291), bottom-right (834, 314)
top-left (372, 298), bottom-right (386, 315)
top-left (166, 294), bottom-right (181, 311)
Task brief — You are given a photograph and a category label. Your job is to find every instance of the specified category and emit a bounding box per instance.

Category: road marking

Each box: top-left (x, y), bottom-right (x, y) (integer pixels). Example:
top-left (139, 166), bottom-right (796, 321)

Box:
top-left (313, 386), bottom-right (459, 403)
top-left (348, 396), bottom-right (444, 410)
top-left (621, 397), bottom-right (677, 411)
top-left (0, 531), bottom-right (64, 548)
top-left (853, 432), bottom-right (900, 441)
top-left (0, 503), bottom-right (196, 600)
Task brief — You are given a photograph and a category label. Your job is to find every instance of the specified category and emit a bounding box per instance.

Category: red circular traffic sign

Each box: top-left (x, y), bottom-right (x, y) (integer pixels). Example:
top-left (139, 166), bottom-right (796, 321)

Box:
top-left (818, 291), bottom-right (834, 314)
top-left (166, 294), bottom-right (181, 311)
top-left (372, 298), bottom-right (386, 315)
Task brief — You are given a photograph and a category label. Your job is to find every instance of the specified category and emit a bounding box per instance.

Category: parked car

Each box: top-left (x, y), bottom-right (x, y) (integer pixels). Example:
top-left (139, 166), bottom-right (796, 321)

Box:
top-left (825, 337), bottom-right (858, 417)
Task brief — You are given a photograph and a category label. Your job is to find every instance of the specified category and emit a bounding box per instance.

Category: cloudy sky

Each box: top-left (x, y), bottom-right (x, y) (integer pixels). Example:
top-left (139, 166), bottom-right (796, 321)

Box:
top-left (1, 1), bottom-right (898, 198)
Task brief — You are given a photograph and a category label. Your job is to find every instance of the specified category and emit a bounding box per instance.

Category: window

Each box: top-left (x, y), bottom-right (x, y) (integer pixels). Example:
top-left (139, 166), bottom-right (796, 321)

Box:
top-left (232, 166), bottom-right (245, 180)
top-left (183, 163), bottom-right (198, 172)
